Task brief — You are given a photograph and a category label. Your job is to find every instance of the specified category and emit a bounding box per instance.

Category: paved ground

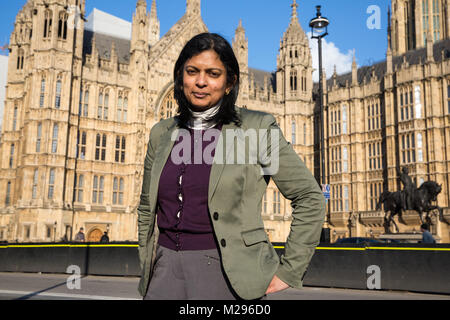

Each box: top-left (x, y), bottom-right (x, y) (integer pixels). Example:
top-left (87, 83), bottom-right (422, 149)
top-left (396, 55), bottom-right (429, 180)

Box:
top-left (0, 272), bottom-right (448, 300)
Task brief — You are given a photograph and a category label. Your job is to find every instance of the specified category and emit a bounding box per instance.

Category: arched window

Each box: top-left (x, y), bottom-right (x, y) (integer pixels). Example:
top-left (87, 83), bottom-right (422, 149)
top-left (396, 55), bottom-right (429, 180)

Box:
top-left (291, 120), bottom-right (296, 145)
top-left (103, 90), bottom-right (109, 120)
top-left (55, 78), bottom-right (62, 109)
top-left (77, 131), bottom-right (87, 159)
top-left (44, 10), bottom-right (53, 39)
top-left (117, 93), bottom-right (123, 122)
top-left (97, 90), bottom-right (103, 120)
top-left (12, 104), bottom-right (18, 131)
top-left (290, 70), bottom-right (298, 91)
top-left (113, 177), bottom-right (125, 205)
top-left (36, 123), bottom-right (42, 152)
top-left (432, 0), bottom-right (441, 41)
top-left (123, 95), bottom-right (128, 122)
top-left (343, 147), bottom-right (348, 173)
top-left (117, 93), bottom-right (129, 122)
top-left (57, 11), bottom-right (68, 40)
top-left (40, 77), bottom-right (46, 107)
top-left (160, 90), bottom-right (177, 120)
top-left (92, 175), bottom-right (104, 204)
top-left (95, 134), bottom-right (107, 161)
top-left (79, 86), bottom-right (89, 117)
top-left (342, 105), bottom-right (348, 134)
top-left (48, 169), bottom-right (55, 199)
top-left (5, 181), bottom-right (11, 206)
top-left (417, 133), bottom-right (424, 162)
top-left (115, 136), bottom-right (126, 163)
top-left (32, 169), bottom-right (39, 199)
top-left (17, 49), bottom-right (24, 70)
top-left (52, 124), bottom-right (58, 153)
top-left (75, 174), bottom-right (84, 202)
top-left (9, 144), bottom-right (14, 168)
top-left (273, 190), bottom-right (281, 214)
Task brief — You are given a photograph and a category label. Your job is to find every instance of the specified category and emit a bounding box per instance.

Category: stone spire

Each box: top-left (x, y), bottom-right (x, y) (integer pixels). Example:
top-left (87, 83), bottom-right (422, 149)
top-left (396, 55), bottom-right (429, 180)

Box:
top-left (291, 0), bottom-right (299, 21)
top-left (283, 0), bottom-right (307, 45)
top-left (131, 0), bottom-right (149, 53)
top-left (352, 54), bottom-right (357, 85)
top-left (150, 0), bottom-right (158, 18)
top-left (233, 19), bottom-right (249, 100)
top-left (186, 0), bottom-right (201, 16)
top-left (149, 0), bottom-right (160, 46)
top-left (387, 7), bottom-right (393, 75)
top-left (235, 19), bottom-right (246, 42)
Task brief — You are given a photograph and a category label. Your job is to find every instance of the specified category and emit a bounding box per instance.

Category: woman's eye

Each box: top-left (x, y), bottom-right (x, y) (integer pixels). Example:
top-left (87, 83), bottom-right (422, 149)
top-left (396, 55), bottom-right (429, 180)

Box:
top-left (186, 69), bottom-right (197, 75)
top-left (209, 71), bottom-right (220, 77)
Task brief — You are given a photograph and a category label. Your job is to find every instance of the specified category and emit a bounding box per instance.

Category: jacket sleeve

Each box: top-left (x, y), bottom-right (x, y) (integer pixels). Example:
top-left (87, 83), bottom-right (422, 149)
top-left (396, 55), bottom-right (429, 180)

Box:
top-left (137, 124), bottom-right (160, 254)
top-left (260, 114), bottom-right (326, 289)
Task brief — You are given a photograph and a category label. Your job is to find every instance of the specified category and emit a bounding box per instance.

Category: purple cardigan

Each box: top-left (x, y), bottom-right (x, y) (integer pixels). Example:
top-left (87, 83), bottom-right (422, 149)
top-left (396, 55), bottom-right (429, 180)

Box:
top-left (156, 126), bottom-right (222, 251)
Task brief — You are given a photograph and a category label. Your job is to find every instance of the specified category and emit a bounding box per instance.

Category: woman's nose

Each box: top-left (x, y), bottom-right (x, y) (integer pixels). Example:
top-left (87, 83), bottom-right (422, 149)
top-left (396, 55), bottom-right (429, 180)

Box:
top-left (196, 73), bottom-right (207, 87)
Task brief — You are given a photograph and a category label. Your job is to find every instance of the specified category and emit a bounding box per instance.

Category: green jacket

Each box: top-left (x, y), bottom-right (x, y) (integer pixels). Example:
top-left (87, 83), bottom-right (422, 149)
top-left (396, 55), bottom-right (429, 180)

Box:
top-left (137, 107), bottom-right (326, 300)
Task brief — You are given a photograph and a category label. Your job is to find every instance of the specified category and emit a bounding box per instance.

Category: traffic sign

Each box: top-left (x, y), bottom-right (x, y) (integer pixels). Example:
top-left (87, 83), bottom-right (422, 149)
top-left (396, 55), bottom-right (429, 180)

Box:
top-left (322, 184), bottom-right (331, 200)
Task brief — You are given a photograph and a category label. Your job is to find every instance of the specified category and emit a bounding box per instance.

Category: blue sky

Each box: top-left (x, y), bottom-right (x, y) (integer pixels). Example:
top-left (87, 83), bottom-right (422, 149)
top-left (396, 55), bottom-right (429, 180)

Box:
top-left (0, 0), bottom-right (391, 78)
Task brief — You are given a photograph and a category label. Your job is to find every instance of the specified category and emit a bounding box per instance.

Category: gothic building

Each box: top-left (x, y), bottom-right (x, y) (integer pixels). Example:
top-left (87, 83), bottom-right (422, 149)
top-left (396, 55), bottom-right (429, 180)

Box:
top-left (0, 0), bottom-right (449, 243)
top-left (323, 0), bottom-right (450, 242)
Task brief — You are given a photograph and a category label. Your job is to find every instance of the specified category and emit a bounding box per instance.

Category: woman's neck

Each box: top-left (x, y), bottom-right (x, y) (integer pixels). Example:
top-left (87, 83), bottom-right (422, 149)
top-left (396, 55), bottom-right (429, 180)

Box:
top-left (187, 101), bottom-right (221, 130)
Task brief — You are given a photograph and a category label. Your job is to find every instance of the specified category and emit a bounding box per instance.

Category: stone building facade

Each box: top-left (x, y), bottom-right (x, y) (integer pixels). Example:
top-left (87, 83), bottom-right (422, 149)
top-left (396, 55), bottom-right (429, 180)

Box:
top-left (0, 0), bottom-right (449, 243)
top-left (323, 0), bottom-right (450, 242)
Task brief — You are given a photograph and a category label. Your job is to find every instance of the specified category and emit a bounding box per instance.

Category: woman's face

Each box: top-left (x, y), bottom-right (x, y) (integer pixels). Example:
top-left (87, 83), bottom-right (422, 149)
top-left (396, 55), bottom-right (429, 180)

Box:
top-left (183, 49), bottom-right (233, 111)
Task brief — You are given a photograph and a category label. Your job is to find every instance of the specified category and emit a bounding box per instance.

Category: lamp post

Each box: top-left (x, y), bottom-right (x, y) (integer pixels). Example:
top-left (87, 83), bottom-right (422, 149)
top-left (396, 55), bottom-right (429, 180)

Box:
top-left (310, 6), bottom-right (330, 242)
top-left (53, 221), bottom-right (57, 243)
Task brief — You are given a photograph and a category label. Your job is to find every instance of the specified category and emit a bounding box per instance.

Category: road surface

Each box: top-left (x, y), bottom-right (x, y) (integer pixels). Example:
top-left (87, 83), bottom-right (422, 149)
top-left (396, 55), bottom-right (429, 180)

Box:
top-left (0, 272), bottom-right (448, 300)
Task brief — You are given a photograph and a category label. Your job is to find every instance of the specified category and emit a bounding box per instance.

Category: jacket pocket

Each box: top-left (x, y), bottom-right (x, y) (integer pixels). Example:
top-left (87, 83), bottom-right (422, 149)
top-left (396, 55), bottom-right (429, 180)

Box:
top-left (241, 228), bottom-right (268, 246)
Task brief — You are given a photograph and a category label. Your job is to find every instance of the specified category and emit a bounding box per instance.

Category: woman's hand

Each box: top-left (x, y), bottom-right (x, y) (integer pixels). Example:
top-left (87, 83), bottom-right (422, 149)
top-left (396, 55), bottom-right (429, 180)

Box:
top-left (265, 275), bottom-right (290, 295)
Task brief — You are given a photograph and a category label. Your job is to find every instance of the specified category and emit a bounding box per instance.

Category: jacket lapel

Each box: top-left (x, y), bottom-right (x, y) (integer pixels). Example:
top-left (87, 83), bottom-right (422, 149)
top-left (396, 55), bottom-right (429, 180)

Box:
top-left (208, 109), bottom-right (242, 204)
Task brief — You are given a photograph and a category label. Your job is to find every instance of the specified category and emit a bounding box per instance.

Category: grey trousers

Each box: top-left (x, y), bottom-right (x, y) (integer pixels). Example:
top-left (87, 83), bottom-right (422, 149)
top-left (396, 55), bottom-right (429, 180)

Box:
top-left (144, 245), bottom-right (240, 300)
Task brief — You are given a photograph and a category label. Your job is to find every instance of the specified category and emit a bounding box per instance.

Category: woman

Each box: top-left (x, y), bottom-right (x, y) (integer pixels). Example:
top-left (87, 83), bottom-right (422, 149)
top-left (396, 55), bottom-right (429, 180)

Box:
top-left (137, 33), bottom-right (325, 300)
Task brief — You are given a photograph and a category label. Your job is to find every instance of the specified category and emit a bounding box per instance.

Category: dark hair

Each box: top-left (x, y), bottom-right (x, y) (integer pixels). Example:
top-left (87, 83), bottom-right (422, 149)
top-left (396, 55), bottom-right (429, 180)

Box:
top-left (421, 224), bottom-right (429, 231)
top-left (173, 33), bottom-right (241, 128)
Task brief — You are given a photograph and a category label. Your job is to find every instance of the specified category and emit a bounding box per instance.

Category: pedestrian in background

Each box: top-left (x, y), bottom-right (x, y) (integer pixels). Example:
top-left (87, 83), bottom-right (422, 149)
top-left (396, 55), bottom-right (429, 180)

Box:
top-left (75, 227), bottom-right (85, 243)
top-left (100, 232), bottom-right (110, 243)
top-left (420, 224), bottom-right (436, 244)
top-left (137, 33), bottom-right (325, 300)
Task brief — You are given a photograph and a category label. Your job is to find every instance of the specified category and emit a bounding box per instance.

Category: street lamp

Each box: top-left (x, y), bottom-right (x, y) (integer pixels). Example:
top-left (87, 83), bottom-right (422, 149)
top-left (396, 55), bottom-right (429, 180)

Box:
top-left (310, 5), bottom-right (329, 187)
top-left (53, 221), bottom-right (57, 243)
top-left (310, 5), bottom-right (330, 242)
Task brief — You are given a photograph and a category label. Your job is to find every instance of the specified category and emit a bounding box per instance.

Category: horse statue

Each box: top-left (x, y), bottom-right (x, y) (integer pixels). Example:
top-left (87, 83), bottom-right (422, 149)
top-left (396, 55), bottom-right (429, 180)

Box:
top-left (376, 190), bottom-right (404, 233)
top-left (410, 181), bottom-right (445, 225)
top-left (376, 180), bottom-right (446, 233)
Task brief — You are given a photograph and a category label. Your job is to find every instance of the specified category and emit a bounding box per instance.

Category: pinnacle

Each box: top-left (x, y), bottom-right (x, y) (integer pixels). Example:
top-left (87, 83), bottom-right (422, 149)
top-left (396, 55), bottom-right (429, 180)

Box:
top-left (137, 0), bottom-right (147, 8)
top-left (150, 0), bottom-right (158, 18)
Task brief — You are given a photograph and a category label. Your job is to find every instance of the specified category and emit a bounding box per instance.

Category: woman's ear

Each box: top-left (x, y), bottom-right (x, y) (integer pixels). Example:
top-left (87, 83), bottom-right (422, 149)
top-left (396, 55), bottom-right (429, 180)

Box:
top-left (227, 75), bottom-right (238, 93)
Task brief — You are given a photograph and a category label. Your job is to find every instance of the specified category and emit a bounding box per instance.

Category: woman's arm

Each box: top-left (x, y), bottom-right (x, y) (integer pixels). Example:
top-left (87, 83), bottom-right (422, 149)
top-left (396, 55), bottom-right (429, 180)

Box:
top-left (260, 114), bottom-right (326, 290)
top-left (137, 124), bottom-right (161, 264)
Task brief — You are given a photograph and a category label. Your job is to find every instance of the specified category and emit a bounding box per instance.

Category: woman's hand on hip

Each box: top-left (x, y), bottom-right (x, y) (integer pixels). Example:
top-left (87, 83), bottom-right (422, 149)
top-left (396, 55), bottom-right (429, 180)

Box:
top-left (265, 275), bottom-right (290, 295)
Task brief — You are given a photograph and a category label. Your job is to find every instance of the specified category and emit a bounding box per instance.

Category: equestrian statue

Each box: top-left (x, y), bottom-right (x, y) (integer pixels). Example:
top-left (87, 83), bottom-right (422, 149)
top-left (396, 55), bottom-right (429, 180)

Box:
top-left (376, 167), bottom-right (446, 233)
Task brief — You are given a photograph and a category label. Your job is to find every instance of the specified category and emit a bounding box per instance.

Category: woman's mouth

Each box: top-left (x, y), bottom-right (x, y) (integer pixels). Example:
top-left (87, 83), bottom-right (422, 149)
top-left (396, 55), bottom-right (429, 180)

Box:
top-left (193, 92), bottom-right (208, 98)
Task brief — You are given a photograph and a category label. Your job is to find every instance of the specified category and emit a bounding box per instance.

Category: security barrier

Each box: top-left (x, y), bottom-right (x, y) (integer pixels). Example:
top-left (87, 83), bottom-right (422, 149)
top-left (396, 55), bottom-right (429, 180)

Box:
top-left (302, 243), bottom-right (450, 294)
top-left (0, 243), bottom-right (140, 277)
top-left (0, 242), bottom-right (449, 294)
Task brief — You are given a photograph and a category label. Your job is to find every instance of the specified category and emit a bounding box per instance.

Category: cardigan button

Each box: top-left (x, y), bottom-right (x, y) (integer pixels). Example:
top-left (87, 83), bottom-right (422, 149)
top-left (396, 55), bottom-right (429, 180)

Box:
top-left (221, 239), bottom-right (226, 248)
top-left (213, 212), bottom-right (219, 221)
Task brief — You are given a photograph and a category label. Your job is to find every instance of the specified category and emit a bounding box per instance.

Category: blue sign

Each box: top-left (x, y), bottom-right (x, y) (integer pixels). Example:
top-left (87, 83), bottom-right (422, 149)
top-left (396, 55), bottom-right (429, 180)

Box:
top-left (322, 184), bottom-right (331, 200)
